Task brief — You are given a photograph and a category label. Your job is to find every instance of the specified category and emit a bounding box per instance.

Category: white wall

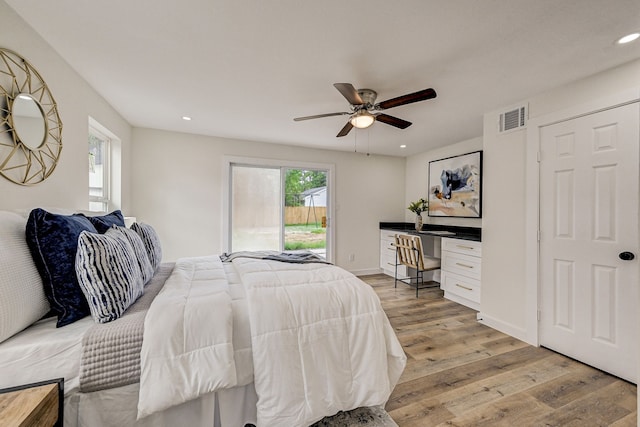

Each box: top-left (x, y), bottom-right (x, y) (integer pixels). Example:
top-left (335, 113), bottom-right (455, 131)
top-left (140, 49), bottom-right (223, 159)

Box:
top-left (130, 128), bottom-right (406, 271)
top-left (0, 1), bottom-right (132, 213)
top-left (481, 58), bottom-right (640, 342)
top-left (480, 123), bottom-right (528, 339)
top-left (405, 137), bottom-right (483, 227)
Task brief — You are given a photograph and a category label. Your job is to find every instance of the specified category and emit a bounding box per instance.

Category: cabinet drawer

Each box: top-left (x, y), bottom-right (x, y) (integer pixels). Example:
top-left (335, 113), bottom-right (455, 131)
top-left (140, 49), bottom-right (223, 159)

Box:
top-left (379, 234), bottom-right (407, 278)
top-left (380, 229), bottom-right (399, 242)
top-left (380, 237), bottom-right (396, 253)
top-left (380, 251), bottom-right (407, 273)
top-left (381, 249), bottom-right (396, 265)
top-left (380, 250), bottom-right (397, 268)
top-left (442, 271), bottom-right (480, 303)
top-left (380, 235), bottom-right (396, 257)
top-left (442, 251), bottom-right (481, 280)
top-left (380, 256), bottom-right (407, 277)
top-left (442, 238), bottom-right (482, 257)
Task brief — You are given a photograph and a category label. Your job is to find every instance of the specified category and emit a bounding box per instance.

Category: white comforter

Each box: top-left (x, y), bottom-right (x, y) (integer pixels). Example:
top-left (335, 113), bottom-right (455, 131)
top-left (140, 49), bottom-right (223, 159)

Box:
top-left (137, 256), bottom-right (241, 418)
top-left (138, 255), bottom-right (406, 426)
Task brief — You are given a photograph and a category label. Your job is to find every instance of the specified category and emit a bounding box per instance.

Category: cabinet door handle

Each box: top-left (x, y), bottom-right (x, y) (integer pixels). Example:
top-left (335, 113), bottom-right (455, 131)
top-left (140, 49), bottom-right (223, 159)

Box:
top-left (456, 245), bottom-right (475, 250)
top-left (455, 283), bottom-right (473, 291)
top-left (387, 247), bottom-right (395, 251)
top-left (455, 262), bottom-right (474, 269)
top-left (387, 262), bottom-right (396, 267)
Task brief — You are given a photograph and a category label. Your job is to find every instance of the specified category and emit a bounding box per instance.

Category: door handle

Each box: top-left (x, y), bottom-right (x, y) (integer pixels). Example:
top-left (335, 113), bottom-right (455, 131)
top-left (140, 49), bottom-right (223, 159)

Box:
top-left (619, 252), bottom-right (635, 261)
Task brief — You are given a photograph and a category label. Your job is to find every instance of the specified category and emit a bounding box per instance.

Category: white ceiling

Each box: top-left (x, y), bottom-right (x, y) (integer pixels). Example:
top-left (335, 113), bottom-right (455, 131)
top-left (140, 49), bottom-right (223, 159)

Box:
top-left (6, 0), bottom-right (640, 156)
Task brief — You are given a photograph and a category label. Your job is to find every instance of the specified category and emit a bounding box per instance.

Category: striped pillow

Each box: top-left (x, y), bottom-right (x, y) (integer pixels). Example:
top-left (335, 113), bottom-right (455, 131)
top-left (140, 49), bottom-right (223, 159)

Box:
top-left (109, 225), bottom-right (154, 285)
top-left (131, 222), bottom-right (162, 270)
top-left (75, 228), bottom-right (144, 323)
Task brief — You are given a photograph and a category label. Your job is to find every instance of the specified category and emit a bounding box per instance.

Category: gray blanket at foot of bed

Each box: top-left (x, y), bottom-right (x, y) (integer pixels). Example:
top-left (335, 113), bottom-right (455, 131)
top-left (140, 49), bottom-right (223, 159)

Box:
top-left (220, 250), bottom-right (331, 264)
top-left (79, 263), bottom-right (174, 393)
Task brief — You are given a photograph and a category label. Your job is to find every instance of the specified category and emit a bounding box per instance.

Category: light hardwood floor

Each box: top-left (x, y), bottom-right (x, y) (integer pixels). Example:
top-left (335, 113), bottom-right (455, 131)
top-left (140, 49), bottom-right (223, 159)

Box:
top-left (361, 274), bottom-right (637, 427)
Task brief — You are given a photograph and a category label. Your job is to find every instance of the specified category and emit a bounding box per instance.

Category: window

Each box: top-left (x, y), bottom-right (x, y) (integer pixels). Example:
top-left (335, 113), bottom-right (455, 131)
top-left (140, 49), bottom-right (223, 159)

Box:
top-left (88, 123), bottom-right (111, 212)
top-left (224, 157), bottom-right (334, 262)
top-left (88, 117), bottom-right (122, 213)
top-left (230, 164), bottom-right (282, 252)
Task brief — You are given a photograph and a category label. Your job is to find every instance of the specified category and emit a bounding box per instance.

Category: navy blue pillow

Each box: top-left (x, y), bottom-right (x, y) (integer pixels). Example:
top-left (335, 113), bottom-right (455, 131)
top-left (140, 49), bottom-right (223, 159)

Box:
top-left (25, 208), bottom-right (98, 327)
top-left (84, 210), bottom-right (125, 233)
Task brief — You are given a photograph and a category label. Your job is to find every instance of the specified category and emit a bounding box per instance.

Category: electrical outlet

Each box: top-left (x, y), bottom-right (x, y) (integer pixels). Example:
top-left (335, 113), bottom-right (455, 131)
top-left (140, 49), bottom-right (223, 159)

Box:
top-left (349, 254), bottom-right (355, 262)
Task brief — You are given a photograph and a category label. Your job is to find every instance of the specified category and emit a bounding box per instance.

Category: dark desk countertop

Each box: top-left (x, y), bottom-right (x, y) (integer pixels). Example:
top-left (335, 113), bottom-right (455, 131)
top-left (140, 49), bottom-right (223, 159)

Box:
top-left (380, 222), bottom-right (481, 242)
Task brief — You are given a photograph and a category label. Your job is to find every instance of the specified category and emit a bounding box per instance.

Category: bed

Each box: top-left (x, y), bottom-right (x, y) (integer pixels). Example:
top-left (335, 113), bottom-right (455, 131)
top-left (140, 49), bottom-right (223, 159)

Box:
top-left (0, 209), bottom-right (406, 427)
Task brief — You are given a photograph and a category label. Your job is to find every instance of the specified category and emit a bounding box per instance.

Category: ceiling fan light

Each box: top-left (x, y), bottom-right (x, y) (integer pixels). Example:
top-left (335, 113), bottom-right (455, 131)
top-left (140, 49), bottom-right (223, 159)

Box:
top-left (350, 111), bottom-right (375, 129)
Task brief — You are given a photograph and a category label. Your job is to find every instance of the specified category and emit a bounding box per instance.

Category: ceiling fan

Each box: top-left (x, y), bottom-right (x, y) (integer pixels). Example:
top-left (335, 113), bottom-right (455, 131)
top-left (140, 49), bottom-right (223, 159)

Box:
top-left (293, 83), bottom-right (437, 137)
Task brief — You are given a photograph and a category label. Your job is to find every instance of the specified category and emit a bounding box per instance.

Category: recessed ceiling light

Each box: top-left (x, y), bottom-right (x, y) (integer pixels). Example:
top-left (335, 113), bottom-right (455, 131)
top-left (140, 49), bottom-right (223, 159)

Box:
top-left (617, 33), bottom-right (640, 44)
top-left (400, 145), bottom-right (407, 148)
top-left (182, 116), bottom-right (192, 121)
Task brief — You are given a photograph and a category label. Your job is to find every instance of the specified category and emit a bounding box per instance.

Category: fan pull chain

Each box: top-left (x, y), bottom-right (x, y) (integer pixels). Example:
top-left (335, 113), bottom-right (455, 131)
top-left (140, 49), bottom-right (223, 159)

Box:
top-left (354, 128), bottom-right (357, 153)
top-left (366, 128), bottom-right (370, 156)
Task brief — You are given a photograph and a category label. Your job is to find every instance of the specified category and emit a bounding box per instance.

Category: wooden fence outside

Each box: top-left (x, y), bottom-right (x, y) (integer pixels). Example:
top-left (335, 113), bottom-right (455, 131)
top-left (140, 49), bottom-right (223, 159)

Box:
top-left (285, 206), bottom-right (326, 225)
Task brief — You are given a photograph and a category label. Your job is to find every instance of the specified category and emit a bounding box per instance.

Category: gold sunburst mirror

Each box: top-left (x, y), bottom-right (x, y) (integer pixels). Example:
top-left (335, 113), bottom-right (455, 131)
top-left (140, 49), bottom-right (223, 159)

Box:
top-left (0, 48), bottom-right (63, 185)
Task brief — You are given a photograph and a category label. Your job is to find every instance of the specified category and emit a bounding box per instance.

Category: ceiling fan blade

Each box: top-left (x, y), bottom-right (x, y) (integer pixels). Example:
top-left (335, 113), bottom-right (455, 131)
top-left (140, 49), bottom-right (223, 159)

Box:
top-left (376, 88), bottom-right (437, 110)
top-left (333, 83), bottom-right (364, 105)
top-left (337, 121), bottom-right (354, 137)
top-left (294, 112), bottom-right (349, 121)
top-left (376, 113), bottom-right (412, 129)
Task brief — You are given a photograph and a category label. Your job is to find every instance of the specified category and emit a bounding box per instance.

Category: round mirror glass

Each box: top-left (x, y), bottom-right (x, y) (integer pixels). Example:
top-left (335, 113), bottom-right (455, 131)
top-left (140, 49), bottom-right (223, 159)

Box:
top-left (12, 93), bottom-right (47, 150)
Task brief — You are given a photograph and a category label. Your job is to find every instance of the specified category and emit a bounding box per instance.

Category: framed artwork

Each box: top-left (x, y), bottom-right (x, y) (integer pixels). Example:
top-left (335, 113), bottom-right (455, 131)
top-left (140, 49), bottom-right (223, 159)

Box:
top-left (428, 150), bottom-right (482, 218)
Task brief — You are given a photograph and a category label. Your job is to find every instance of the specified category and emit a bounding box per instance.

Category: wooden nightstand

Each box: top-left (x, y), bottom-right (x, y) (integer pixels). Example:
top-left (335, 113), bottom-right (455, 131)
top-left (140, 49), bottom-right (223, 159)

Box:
top-left (0, 379), bottom-right (63, 427)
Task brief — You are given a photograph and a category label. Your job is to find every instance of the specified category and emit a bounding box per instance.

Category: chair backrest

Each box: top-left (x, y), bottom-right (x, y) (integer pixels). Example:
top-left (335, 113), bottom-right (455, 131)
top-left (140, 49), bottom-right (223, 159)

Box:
top-left (395, 234), bottom-right (427, 270)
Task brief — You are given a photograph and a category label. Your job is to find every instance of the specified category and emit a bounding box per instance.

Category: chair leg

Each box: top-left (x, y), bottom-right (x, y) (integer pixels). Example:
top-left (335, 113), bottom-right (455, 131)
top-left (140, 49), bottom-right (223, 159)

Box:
top-left (416, 269), bottom-right (426, 297)
top-left (394, 250), bottom-right (398, 288)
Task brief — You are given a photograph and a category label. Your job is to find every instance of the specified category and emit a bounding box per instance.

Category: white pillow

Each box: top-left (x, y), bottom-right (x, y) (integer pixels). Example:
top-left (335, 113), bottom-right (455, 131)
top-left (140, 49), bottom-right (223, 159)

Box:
top-left (75, 228), bottom-right (144, 323)
top-left (0, 211), bottom-right (49, 343)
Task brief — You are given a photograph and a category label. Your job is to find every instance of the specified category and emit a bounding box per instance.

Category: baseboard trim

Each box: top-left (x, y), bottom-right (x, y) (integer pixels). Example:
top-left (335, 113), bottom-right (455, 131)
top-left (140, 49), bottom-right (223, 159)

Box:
top-left (476, 312), bottom-right (533, 345)
top-left (352, 268), bottom-right (386, 277)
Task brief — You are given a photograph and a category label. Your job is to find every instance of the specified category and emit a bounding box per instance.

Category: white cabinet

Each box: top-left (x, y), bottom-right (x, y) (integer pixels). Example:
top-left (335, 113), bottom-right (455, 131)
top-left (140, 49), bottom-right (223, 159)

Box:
top-left (440, 237), bottom-right (482, 310)
top-left (379, 229), bottom-right (408, 279)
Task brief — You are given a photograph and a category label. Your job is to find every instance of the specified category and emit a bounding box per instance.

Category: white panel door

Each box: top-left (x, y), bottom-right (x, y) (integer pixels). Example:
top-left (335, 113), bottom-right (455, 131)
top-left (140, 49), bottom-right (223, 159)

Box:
top-left (539, 102), bottom-right (639, 383)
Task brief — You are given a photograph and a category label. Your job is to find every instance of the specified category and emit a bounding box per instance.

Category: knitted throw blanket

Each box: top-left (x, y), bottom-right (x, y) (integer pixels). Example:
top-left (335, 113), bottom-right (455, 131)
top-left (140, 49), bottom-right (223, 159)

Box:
top-left (79, 263), bottom-right (174, 392)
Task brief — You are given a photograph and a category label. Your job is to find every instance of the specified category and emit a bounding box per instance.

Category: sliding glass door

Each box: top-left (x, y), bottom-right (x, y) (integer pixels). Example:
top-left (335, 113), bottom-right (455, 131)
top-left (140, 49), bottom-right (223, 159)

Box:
top-left (228, 161), bottom-right (331, 260)
top-left (230, 164), bottom-right (281, 251)
top-left (283, 169), bottom-right (328, 258)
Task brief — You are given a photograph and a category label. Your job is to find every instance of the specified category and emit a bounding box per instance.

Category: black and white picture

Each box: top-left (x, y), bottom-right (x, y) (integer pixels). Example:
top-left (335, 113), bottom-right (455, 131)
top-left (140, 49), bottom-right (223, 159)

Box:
top-left (428, 151), bottom-right (482, 218)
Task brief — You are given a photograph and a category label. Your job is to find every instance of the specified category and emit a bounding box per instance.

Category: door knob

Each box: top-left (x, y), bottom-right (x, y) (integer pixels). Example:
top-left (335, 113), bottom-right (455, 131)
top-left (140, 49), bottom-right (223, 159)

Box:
top-left (619, 252), bottom-right (635, 261)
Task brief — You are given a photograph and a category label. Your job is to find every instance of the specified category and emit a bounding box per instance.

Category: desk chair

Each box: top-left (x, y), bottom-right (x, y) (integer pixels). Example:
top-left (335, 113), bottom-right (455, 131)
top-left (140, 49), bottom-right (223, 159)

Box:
top-left (394, 234), bottom-right (441, 297)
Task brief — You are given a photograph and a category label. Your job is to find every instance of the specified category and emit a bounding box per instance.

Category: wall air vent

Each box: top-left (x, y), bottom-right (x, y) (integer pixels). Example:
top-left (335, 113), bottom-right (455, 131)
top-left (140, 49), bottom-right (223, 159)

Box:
top-left (499, 105), bottom-right (528, 133)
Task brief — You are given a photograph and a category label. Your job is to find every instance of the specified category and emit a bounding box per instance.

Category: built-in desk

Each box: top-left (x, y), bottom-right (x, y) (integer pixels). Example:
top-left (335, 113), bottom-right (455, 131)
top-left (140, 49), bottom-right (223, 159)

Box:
top-left (379, 222), bottom-right (482, 310)
top-left (379, 222), bottom-right (481, 242)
